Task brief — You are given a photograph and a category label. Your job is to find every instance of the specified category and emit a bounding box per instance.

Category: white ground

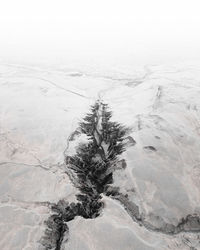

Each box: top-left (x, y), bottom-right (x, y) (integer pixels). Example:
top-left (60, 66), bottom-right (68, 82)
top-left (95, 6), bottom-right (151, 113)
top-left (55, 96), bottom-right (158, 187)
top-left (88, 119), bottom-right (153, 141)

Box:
top-left (0, 61), bottom-right (200, 249)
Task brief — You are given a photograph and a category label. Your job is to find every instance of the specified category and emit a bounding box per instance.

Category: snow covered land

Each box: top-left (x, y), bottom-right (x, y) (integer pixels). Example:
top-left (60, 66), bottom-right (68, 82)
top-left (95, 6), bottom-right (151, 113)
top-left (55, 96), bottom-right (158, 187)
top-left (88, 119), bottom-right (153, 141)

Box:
top-left (1, 61), bottom-right (200, 250)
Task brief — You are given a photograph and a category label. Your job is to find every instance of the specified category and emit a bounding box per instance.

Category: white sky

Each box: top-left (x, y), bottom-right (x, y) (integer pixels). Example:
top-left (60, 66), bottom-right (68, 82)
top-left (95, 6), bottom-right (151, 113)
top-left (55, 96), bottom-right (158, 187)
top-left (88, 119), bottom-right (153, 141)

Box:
top-left (0, 0), bottom-right (200, 64)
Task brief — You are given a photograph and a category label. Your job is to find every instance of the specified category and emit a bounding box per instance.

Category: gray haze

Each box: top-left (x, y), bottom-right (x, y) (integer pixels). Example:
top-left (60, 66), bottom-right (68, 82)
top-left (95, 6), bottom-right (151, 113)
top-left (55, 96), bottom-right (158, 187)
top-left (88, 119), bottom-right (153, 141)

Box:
top-left (0, 0), bottom-right (200, 65)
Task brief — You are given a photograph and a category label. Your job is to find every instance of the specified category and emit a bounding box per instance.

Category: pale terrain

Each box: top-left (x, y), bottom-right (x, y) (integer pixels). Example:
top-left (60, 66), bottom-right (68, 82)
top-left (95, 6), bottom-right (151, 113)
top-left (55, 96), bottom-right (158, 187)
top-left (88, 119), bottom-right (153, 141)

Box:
top-left (0, 61), bottom-right (200, 249)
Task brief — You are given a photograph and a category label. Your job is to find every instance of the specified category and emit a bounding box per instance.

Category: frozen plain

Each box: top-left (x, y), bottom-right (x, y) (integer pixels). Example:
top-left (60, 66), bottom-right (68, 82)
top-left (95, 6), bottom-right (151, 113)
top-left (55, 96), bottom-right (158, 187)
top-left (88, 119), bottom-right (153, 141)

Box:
top-left (0, 61), bottom-right (200, 249)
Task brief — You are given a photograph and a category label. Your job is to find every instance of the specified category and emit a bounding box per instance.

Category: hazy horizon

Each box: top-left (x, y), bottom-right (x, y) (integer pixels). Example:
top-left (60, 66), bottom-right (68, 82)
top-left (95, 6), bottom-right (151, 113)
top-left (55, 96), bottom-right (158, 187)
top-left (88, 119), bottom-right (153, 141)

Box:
top-left (0, 0), bottom-right (200, 66)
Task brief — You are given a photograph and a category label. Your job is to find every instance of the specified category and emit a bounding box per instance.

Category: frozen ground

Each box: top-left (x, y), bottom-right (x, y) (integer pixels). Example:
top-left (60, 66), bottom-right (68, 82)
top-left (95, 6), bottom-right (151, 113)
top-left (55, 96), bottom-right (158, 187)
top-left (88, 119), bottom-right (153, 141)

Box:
top-left (0, 61), bottom-right (200, 249)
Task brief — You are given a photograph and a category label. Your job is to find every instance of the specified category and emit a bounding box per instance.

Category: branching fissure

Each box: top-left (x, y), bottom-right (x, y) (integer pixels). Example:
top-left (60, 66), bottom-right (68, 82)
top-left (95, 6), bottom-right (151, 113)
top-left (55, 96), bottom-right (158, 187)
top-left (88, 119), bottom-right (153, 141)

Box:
top-left (40, 100), bottom-right (127, 249)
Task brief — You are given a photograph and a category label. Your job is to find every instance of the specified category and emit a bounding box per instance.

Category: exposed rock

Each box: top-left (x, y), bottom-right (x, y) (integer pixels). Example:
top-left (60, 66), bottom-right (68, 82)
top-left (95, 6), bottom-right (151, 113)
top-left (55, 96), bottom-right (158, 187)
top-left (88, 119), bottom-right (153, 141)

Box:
top-left (143, 146), bottom-right (157, 151)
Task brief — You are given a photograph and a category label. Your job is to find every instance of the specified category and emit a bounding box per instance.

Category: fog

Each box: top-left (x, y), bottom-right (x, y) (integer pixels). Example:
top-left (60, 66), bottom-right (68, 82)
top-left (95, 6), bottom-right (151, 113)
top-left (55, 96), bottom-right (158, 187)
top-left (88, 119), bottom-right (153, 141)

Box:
top-left (0, 0), bottom-right (200, 65)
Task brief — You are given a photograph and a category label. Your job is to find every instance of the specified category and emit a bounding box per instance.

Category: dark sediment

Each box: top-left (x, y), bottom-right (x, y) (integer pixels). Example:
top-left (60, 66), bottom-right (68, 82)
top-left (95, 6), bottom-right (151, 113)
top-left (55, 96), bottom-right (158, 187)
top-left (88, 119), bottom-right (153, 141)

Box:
top-left (40, 101), bottom-right (128, 249)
